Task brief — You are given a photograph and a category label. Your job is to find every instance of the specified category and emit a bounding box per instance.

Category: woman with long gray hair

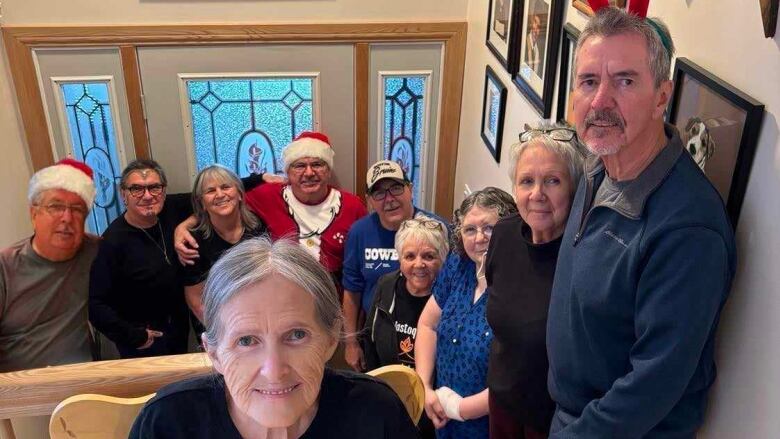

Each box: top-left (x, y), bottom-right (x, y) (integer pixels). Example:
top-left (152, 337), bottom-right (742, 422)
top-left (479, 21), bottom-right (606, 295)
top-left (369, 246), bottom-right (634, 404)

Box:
top-left (415, 187), bottom-right (518, 439)
top-left (131, 237), bottom-right (419, 438)
top-left (181, 165), bottom-right (267, 326)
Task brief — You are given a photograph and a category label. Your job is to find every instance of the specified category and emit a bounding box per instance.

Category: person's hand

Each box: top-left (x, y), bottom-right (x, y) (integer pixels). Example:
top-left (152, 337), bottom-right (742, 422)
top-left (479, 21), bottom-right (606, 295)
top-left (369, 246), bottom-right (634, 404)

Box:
top-left (138, 329), bottom-right (163, 350)
top-left (174, 224), bottom-right (199, 266)
top-left (424, 386), bottom-right (449, 429)
top-left (262, 173), bottom-right (288, 184)
top-left (435, 386), bottom-right (464, 421)
top-left (344, 340), bottom-right (365, 372)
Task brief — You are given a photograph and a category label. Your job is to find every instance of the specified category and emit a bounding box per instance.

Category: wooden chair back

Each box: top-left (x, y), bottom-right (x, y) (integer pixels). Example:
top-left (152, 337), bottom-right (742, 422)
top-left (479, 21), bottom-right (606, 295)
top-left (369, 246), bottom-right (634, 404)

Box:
top-left (366, 364), bottom-right (425, 424)
top-left (49, 393), bottom-right (154, 439)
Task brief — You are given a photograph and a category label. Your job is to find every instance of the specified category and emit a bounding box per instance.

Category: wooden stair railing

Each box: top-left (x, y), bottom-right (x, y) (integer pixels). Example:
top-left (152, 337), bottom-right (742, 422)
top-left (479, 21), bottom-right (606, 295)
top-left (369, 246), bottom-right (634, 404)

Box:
top-left (0, 353), bottom-right (212, 439)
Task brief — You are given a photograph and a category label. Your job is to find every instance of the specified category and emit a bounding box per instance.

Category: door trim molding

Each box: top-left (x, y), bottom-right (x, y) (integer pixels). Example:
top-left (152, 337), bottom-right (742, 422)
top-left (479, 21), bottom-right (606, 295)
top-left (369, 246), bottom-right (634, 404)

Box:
top-left (2, 21), bottom-right (466, 217)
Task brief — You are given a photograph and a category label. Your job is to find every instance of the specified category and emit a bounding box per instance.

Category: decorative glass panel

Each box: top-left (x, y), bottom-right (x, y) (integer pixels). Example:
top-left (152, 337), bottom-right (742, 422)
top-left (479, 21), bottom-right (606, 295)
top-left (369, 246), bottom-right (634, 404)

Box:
top-left (382, 76), bottom-right (427, 204)
top-left (59, 82), bottom-right (124, 235)
top-left (186, 77), bottom-right (315, 177)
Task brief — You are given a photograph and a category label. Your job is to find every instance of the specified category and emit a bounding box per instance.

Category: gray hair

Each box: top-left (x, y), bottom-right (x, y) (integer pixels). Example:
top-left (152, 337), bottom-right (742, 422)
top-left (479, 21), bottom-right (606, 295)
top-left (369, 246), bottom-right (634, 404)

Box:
top-left (576, 7), bottom-right (674, 88)
top-left (120, 159), bottom-right (168, 188)
top-left (202, 237), bottom-right (343, 347)
top-left (508, 122), bottom-right (585, 191)
top-left (395, 216), bottom-right (449, 262)
top-left (191, 165), bottom-right (260, 240)
top-left (452, 187), bottom-right (517, 255)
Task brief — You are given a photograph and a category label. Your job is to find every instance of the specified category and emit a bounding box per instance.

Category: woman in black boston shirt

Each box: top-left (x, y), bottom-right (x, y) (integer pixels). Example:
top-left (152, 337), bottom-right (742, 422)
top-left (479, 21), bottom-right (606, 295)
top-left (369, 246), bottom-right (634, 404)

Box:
top-left (182, 165), bottom-right (267, 327)
top-left (361, 216), bottom-right (448, 439)
top-left (131, 237), bottom-right (418, 438)
top-left (485, 124), bottom-right (583, 438)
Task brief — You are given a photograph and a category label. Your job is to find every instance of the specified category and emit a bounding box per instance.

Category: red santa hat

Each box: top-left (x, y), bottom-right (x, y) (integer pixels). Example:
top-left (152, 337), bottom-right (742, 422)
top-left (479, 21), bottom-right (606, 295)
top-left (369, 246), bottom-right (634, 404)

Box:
top-left (28, 158), bottom-right (96, 208)
top-left (282, 131), bottom-right (335, 170)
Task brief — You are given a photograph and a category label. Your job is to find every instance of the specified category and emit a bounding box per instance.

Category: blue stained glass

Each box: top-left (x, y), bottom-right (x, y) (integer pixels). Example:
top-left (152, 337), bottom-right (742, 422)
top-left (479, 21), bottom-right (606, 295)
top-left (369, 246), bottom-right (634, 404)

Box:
top-left (59, 82), bottom-right (124, 235)
top-left (188, 77), bottom-right (315, 178)
top-left (383, 76), bottom-right (426, 204)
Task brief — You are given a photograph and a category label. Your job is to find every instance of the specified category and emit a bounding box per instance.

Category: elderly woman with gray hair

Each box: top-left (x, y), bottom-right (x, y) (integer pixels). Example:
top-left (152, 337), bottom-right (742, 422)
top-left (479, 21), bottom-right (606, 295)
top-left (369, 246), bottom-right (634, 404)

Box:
top-left (485, 123), bottom-right (583, 439)
top-left (415, 187), bottom-right (518, 439)
top-left (130, 237), bottom-right (419, 438)
top-left (361, 216), bottom-right (449, 439)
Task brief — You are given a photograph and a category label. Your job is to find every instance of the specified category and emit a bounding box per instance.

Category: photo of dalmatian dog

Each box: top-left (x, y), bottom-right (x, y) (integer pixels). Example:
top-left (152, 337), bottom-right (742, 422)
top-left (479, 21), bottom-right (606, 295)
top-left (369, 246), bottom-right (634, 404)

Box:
top-left (684, 116), bottom-right (716, 171)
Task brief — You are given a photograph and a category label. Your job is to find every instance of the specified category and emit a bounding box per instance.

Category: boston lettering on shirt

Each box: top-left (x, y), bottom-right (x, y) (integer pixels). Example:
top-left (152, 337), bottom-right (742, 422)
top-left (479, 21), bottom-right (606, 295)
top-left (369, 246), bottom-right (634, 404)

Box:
top-left (392, 281), bottom-right (430, 367)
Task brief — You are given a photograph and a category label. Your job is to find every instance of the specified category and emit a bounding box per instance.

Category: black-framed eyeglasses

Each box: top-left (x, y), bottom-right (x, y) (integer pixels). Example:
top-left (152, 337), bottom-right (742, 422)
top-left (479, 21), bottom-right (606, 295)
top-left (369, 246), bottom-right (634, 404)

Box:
top-left (370, 183), bottom-right (406, 201)
top-left (519, 128), bottom-right (577, 143)
top-left (399, 218), bottom-right (443, 232)
top-left (34, 202), bottom-right (88, 218)
top-left (122, 183), bottom-right (166, 198)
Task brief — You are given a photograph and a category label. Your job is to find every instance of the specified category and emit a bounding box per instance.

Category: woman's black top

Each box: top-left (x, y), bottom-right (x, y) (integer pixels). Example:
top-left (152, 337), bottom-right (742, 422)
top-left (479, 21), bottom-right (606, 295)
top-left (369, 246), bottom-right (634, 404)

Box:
top-left (181, 223), bottom-right (267, 287)
top-left (129, 368), bottom-right (420, 438)
top-left (485, 214), bottom-right (562, 434)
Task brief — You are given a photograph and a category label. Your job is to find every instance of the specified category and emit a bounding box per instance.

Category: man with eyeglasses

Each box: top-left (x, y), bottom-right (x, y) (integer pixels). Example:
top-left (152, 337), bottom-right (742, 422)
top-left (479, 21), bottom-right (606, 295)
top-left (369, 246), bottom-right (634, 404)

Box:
top-left (1, 159), bottom-right (98, 374)
top-left (176, 131), bottom-right (366, 284)
top-left (341, 160), bottom-right (448, 371)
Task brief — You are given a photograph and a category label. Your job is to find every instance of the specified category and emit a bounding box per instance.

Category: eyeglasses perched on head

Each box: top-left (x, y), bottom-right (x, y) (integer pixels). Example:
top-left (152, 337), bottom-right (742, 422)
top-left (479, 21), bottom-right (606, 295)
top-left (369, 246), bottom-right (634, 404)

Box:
top-left (34, 202), bottom-right (88, 218)
top-left (369, 182), bottom-right (406, 201)
top-left (289, 160), bottom-right (328, 174)
top-left (122, 183), bottom-right (166, 198)
top-left (519, 127), bottom-right (577, 143)
top-left (460, 224), bottom-right (494, 239)
top-left (399, 218), bottom-right (443, 232)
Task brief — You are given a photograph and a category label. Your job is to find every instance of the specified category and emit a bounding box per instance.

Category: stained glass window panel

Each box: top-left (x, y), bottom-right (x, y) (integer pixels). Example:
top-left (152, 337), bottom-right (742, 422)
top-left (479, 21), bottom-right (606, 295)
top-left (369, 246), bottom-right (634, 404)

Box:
top-left (59, 82), bottom-right (124, 235)
top-left (382, 76), bottom-right (427, 204)
top-left (187, 77), bottom-right (315, 177)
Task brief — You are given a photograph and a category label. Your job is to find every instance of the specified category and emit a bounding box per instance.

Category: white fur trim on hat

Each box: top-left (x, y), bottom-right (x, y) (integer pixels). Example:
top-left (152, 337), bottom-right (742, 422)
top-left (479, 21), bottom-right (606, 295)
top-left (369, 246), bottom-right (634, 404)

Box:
top-left (283, 137), bottom-right (334, 170)
top-left (28, 162), bottom-right (96, 209)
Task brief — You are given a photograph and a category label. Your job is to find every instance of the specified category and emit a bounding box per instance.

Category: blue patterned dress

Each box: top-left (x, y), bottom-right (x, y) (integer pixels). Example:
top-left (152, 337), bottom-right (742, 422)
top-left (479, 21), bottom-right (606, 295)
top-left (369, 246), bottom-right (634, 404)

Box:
top-left (432, 253), bottom-right (491, 438)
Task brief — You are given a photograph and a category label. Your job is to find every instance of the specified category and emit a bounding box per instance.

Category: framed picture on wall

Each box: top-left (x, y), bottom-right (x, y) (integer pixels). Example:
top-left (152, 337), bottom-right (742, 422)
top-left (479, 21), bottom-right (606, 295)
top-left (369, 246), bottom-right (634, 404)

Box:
top-left (480, 66), bottom-right (508, 163)
top-left (486, 0), bottom-right (520, 70)
top-left (667, 57), bottom-right (765, 227)
top-left (556, 23), bottom-right (580, 124)
top-left (572, 0), bottom-right (626, 16)
top-left (512, 0), bottom-right (565, 118)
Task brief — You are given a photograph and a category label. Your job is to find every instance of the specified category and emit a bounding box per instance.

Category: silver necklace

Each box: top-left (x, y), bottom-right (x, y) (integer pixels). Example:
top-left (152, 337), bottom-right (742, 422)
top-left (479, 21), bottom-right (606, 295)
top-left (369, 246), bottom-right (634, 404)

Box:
top-left (139, 221), bottom-right (171, 266)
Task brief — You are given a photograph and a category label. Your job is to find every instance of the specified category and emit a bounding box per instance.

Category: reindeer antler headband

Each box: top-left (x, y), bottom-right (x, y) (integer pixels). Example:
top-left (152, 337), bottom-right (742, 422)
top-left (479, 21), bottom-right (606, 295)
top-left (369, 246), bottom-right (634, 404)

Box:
top-left (587, 0), bottom-right (672, 58)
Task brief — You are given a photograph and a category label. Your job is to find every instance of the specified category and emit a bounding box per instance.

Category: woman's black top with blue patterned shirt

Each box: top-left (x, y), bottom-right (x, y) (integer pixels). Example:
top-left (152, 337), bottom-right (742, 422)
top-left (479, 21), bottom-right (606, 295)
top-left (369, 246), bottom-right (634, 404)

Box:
top-left (432, 252), bottom-right (491, 439)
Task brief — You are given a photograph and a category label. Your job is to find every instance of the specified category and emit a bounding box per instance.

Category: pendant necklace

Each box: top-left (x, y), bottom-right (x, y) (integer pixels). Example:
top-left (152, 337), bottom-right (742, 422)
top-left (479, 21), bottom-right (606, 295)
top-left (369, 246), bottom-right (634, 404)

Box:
top-left (139, 222), bottom-right (172, 266)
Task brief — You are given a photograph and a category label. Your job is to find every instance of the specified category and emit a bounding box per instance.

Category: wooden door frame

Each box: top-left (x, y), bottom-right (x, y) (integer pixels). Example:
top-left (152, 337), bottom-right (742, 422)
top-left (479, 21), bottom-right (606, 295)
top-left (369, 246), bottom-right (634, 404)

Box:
top-left (2, 22), bottom-right (466, 217)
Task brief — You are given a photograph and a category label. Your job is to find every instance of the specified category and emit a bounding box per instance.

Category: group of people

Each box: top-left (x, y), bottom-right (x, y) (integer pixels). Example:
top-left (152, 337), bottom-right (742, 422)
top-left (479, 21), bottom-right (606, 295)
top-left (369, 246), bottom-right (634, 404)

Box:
top-left (0, 5), bottom-right (737, 439)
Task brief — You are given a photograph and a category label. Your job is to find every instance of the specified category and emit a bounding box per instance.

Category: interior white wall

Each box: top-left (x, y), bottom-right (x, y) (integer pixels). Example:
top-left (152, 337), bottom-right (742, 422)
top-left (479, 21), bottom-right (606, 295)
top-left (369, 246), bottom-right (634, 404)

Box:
top-left (0, 0), bottom-right (468, 24)
top-left (456, 0), bottom-right (780, 437)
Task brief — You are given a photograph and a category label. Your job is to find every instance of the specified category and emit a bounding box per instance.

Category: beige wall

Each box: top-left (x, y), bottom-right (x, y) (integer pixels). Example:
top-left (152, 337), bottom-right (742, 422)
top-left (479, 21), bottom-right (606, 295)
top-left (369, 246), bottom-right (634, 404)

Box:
top-left (456, 0), bottom-right (780, 437)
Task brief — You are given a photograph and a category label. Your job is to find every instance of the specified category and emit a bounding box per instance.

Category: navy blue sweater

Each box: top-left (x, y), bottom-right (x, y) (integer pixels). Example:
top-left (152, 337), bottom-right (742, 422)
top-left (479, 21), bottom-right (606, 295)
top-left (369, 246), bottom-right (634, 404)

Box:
top-left (547, 126), bottom-right (736, 438)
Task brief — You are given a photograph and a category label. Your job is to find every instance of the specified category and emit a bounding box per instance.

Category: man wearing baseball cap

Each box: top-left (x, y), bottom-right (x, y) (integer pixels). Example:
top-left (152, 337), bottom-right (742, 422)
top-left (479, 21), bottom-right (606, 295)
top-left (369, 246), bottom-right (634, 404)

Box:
top-left (341, 160), bottom-right (448, 371)
top-left (0, 158), bottom-right (99, 373)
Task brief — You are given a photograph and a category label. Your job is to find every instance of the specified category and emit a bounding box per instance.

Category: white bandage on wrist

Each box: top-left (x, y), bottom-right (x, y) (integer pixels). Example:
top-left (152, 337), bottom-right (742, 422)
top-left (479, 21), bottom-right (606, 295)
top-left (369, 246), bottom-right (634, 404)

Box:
top-left (435, 386), bottom-right (464, 421)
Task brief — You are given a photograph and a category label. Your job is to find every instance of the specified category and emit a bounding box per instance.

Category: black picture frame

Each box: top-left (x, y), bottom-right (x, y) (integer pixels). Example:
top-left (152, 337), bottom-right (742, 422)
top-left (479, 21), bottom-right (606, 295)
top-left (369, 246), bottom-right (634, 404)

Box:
top-left (480, 65), bottom-right (508, 163)
top-left (512, 0), bottom-right (566, 118)
top-left (667, 57), bottom-right (765, 227)
top-left (555, 23), bottom-right (580, 124)
top-left (486, 0), bottom-right (522, 71)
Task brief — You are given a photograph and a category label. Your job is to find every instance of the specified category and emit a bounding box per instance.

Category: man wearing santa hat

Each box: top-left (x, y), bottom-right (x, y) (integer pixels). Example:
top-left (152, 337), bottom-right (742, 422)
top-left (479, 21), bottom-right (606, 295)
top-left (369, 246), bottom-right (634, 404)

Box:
top-left (175, 131), bottom-right (367, 281)
top-left (0, 158), bottom-right (99, 373)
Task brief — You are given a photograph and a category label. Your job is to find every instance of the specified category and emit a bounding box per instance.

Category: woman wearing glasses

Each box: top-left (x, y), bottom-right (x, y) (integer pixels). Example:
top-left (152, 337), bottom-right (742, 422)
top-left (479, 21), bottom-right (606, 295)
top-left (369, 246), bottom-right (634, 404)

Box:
top-left (485, 123), bottom-right (583, 439)
top-left (415, 188), bottom-right (517, 439)
top-left (181, 165), bottom-right (267, 331)
top-left (361, 217), bottom-right (448, 438)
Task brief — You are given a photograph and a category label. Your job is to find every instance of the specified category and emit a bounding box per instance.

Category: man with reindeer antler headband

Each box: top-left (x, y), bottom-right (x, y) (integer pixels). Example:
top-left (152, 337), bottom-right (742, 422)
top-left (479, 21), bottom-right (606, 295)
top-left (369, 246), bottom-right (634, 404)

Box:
top-left (546, 1), bottom-right (736, 437)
